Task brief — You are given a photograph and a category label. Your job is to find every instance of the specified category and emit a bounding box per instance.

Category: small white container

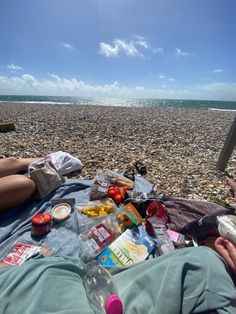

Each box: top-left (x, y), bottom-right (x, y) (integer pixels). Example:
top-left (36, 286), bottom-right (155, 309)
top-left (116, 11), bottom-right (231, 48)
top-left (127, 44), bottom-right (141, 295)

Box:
top-left (51, 203), bottom-right (71, 222)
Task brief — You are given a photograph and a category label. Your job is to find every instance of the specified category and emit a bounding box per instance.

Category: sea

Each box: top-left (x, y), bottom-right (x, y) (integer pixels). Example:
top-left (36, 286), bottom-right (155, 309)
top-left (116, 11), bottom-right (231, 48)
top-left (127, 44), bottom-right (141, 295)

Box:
top-left (0, 95), bottom-right (236, 111)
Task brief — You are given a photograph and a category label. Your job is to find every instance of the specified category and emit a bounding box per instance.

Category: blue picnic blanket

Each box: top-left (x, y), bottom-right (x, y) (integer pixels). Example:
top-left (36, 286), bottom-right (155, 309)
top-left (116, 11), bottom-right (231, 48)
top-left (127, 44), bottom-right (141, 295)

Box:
top-left (0, 177), bottom-right (153, 259)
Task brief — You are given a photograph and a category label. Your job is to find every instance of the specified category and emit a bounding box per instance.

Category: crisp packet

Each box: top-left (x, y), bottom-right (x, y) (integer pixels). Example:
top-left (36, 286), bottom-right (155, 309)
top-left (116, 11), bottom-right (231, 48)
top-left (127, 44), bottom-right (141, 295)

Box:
top-left (2, 242), bottom-right (52, 266)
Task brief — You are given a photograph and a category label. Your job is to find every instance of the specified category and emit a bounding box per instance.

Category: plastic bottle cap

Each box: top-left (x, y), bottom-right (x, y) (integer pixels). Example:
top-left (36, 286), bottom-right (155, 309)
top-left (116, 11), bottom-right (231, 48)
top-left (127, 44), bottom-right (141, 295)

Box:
top-left (104, 294), bottom-right (123, 314)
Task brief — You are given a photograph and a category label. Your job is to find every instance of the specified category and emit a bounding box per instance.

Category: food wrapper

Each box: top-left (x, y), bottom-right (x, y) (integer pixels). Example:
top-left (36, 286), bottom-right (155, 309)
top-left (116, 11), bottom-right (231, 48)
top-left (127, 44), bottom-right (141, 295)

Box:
top-left (76, 199), bottom-right (117, 218)
top-left (2, 242), bottom-right (52, 266)
top-left (104, 170), bottom-right (135, 189)
top-left (89, 175), bottom-right (109, 201)
top-left (217, 215), bottom-right (236, 244)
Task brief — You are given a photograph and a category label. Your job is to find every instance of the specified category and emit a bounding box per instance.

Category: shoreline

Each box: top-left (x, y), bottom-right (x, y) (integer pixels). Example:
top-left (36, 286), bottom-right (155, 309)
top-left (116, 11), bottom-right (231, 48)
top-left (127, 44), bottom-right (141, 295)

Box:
top-left (1, 102), bottom-right (236, 203)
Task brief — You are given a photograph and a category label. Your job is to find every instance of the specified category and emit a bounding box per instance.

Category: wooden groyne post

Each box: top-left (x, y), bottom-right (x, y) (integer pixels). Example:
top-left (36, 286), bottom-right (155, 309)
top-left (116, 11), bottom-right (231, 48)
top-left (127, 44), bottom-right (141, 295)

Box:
top-left (0, 122), bottom-right (16, 132)
top-left (217, 115), bottom-right (236, 171)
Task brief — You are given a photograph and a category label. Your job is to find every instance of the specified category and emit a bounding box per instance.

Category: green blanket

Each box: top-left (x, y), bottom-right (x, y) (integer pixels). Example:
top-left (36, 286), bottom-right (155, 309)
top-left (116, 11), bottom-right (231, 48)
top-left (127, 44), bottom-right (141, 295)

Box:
top-left (0, 247), bottom-right (235, 314)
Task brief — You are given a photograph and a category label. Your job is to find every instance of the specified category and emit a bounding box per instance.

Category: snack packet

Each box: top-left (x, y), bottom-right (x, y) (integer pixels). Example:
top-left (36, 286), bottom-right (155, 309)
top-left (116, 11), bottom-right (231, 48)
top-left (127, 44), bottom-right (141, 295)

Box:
top-left (90, 174), bottom-right (109, 201)
top-left (2, 242), bottom-right (52, 266)
top-left (104, 170), bottom-right (135, 190)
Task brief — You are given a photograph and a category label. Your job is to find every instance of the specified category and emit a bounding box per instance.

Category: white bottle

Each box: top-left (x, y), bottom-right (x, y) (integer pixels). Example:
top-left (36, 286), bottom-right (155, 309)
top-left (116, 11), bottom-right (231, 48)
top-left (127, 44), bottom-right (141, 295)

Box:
top-left (83, 260), bottom-right (123, 314)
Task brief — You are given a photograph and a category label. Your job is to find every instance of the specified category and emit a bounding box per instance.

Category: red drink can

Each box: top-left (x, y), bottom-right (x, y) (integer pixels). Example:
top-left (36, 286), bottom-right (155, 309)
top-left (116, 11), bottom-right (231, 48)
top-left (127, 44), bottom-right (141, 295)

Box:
top-left (31, 213), bottom-right (52, 236)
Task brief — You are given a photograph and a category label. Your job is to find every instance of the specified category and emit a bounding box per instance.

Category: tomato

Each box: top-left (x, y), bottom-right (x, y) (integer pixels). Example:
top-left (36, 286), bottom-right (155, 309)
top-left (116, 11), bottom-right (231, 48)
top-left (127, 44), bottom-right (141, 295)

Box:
top-left (123, 186), bottom-right (130, 191)
top-left (114, 194), bottom-right (123, 204)
top-left (113, 186), bottom-right (120, 192)
top-left (109, 186), bottom-right (119, 192)
top-left (108, 188), bottom-right (117, 198)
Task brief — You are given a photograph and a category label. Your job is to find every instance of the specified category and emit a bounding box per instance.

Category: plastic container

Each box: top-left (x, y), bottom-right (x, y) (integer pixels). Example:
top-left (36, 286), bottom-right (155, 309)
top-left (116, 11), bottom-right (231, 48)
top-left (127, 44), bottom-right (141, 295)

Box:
top-left (77, 199), bottom-right (117, 218)
top-left (83, 260), bottom-right (123, 314)
top-left (79, 214), bottom-right (122, 261)
top-left (90, 176), bottom-right (109, 201)
top-left (31, 213), bottom-right (52, 236)
top-left (51, 203), bottom-right (71, 222)
top-left (104, 169), bottom-right (135, 189)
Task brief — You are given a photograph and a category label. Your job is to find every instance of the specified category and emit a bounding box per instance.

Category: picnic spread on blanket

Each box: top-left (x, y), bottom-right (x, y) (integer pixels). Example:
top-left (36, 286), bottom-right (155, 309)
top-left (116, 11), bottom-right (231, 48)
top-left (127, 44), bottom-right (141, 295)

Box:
top-left (1, 152), bottom-right (236, 313)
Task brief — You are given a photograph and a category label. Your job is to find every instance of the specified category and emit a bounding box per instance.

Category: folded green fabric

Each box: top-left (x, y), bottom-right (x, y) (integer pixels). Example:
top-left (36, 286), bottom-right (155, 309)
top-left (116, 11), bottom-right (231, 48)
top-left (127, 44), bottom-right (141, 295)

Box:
top-left (0, 247), bottom-right (235, 314)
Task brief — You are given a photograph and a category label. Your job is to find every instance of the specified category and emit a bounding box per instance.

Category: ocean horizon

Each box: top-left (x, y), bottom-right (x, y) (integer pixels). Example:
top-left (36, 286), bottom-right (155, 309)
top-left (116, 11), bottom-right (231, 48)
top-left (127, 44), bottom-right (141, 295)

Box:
top-left (0, 95), bottom-right (236, 111)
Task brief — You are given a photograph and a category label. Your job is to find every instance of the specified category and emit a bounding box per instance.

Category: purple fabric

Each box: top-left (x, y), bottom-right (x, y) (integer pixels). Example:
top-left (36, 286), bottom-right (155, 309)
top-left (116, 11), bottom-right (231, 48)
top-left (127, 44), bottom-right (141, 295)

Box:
top-left (164, 196), bottom-right (227, 232)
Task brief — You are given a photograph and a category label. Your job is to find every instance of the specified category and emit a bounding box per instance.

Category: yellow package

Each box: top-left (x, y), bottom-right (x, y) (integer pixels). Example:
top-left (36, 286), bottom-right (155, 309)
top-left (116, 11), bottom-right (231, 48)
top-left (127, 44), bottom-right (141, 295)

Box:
top-left (77, 199), bottom-right (116, 218)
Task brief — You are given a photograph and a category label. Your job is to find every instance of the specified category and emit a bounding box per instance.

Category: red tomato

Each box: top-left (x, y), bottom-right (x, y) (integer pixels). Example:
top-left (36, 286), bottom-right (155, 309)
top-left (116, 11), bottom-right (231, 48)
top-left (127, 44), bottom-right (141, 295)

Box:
top-left (114, 194), bottom-right (123, 204)
top-left (109, 186), bottom-right (119, 193)
top-left (123, 186), bottom-right (130, 191)
top-left (108, 188), bottom-right (117, 198)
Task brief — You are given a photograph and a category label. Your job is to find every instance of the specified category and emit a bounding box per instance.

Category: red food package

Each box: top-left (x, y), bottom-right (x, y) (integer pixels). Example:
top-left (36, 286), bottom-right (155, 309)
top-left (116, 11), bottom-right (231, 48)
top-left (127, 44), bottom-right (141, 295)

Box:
top-left (146, 200), bottom-right (168, 224)
top-left (88, 223), bottom-right (116, 253)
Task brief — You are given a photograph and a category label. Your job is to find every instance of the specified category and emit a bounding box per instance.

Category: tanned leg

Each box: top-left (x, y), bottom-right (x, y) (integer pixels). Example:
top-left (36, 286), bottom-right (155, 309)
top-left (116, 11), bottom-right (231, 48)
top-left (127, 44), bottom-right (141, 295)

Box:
top-left (0, 157), bottom-right (39, 178)
top-left (0, 174), bottom-right (35, 211)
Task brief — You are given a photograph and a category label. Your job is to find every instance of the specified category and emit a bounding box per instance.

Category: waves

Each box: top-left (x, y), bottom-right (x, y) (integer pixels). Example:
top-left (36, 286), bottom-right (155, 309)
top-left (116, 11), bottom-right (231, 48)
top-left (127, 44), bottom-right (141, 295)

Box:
top-left (208, 108), bottom-right (236, 112)
top-left (0, 95), bottom-right (236, 110)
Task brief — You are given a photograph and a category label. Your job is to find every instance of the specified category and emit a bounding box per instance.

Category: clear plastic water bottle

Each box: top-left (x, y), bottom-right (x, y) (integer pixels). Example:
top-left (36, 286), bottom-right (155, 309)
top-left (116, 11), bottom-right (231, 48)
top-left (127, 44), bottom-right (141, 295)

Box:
top-left (83, 260), bottom-right (123, 314)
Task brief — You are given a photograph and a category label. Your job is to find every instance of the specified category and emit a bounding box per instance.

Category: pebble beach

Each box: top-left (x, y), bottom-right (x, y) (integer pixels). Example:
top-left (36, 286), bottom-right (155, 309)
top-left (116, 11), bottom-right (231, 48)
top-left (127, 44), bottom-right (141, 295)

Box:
top-left (0, 102), bottom-right (236, 204)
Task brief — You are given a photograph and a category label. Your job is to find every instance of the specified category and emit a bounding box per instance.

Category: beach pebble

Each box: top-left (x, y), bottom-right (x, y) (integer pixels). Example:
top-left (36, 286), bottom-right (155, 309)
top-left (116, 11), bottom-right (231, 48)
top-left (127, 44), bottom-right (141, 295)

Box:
top-left (0, 102), bottom-right (235, 204)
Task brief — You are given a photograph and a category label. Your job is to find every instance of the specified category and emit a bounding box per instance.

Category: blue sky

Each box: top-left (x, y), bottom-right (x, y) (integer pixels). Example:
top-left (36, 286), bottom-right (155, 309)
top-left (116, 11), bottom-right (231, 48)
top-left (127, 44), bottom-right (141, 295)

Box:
top-left (0, 0), bottom-right (236, 100)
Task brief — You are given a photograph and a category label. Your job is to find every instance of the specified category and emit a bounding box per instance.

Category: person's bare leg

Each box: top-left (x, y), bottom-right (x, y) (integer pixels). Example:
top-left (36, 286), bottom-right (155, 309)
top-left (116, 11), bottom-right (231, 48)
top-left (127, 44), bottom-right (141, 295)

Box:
top-left (0, 157), bottom-right (39, 178)
top-left (0, 175), bottom-right (36, 211)
top-left (226, 178), bottom-right (236, 202)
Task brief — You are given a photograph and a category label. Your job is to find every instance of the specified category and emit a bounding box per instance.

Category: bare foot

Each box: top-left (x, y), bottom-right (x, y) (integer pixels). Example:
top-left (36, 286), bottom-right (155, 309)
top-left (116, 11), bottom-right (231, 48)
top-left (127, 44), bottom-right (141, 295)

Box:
top-left (215, 237), bottom-right (236, 273)
top-left (226, 178), bottom-right (236, 202)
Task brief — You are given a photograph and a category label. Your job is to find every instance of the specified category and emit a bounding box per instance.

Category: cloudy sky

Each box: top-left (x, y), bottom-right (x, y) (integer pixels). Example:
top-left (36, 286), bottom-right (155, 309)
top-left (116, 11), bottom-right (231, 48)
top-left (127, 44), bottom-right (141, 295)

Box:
top-left (0, 0), bottom-right (236, 100)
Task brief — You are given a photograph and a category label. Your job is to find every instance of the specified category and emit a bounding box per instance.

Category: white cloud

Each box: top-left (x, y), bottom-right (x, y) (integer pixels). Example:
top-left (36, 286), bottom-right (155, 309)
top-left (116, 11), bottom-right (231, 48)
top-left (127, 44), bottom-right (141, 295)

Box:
top-left (98, 35), bottom-right (160, 58)
top-left (48, 73), bottom-right (62, 81)
top-left (213, 69), bottom-right (223, 73)
top-left (99, 39), bottom-right (140, 57)
top-left (99, 42), bottom-right (118, 57)
top-left (175, 48), bottom-right (190, 57)
top-left (115, 39), bottom-right (139, 56)
top-left (7, 63), bottom-right (23, 71)
top-left (99, 36), bottom-right (165, 58)
top-left (21, 74), bottom-right (39, 85)
top-left (62, 42), bottom-right (74, 50)
top-left (135, 36), bottom-right (150, 49)
top-left (153, 48), bottom-right (164, 54)
top-left (159, 73), bottom-right (165, 79)
top-left (0, 73), bottom-right (236, 101)
top-left (169, 78), bottom-right (175, 82)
